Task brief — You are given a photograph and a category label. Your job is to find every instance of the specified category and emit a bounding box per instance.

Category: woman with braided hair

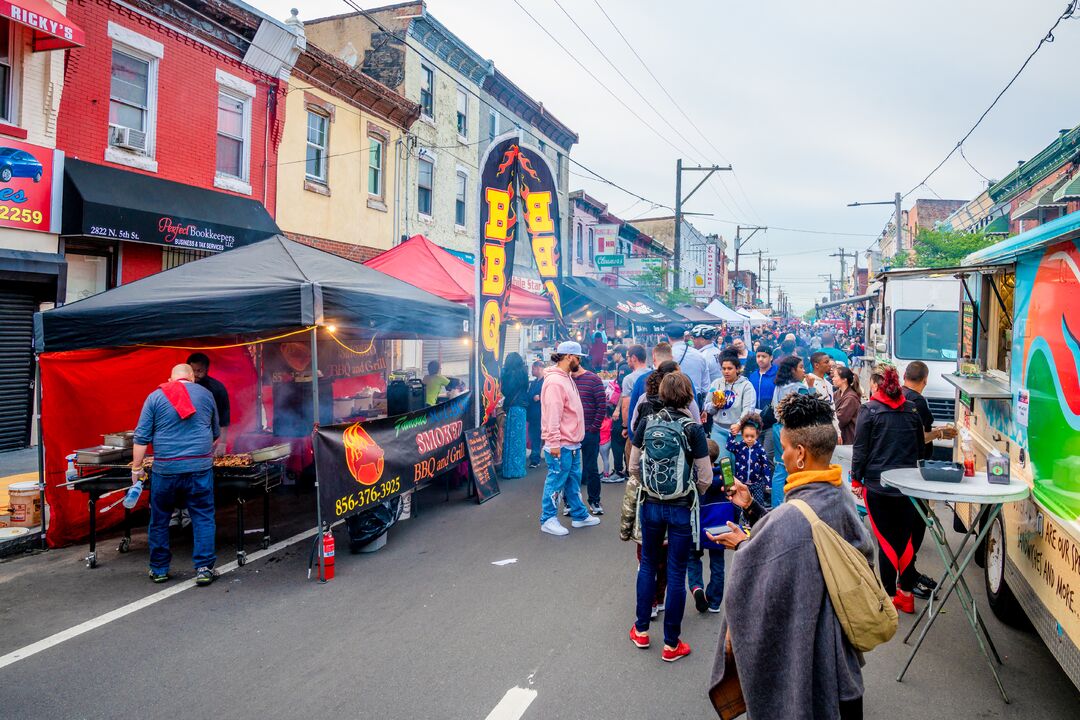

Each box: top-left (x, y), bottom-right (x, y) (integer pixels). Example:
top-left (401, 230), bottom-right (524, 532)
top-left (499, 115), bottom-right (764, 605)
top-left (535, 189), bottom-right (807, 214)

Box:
top-left (709, 392), bottom-right (872, 720)
top-left (850, 365), bottom-right (924, 614)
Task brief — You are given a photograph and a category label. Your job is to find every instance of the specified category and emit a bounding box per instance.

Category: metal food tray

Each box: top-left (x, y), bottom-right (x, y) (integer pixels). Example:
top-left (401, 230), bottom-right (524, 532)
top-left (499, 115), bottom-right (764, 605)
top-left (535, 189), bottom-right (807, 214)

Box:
top-left (249, 443), bottom-right (291, 462)
top-left (102, 431), bottom-right (135, 448)
top-left (76, 446), bottom-right (131, 465)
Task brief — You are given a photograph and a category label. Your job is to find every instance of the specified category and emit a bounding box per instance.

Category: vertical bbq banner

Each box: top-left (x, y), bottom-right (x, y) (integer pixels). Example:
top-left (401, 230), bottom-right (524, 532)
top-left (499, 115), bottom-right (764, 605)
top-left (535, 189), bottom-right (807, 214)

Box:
top-left (476, 135), bottom-right (564, 424)
top-left (477, 136), bottom-right (521, 424)
top-left (315, 394), bottom-right (471, 521)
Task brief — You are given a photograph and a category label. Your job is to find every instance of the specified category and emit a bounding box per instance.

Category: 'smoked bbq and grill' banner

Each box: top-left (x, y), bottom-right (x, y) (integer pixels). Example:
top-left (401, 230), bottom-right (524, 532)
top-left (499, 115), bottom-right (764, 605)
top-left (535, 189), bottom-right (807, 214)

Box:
top-left (477, 133), bottom-right (564, 424)
top-left (315, 393), bottom-right (471, 521)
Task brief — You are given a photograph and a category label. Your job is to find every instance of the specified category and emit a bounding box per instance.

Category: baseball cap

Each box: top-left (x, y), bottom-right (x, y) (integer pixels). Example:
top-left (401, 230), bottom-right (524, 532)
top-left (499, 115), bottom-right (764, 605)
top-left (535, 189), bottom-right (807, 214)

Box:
top-left (555, 340), bottom-right (587, 356)
top-left (664, 323), bottom-right (688, 338)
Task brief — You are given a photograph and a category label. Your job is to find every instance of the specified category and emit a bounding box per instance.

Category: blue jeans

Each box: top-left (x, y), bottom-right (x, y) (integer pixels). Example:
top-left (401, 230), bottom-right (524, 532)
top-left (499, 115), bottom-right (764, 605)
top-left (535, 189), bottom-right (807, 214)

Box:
top-left (710, 426), bottom-right (734, 462)
top-left (148, 469), bottom-right (216, 573)
top-left (541, 449), bottom-right (589, 522)
top-left (687, 548), bottom-right (726, 609)
top-left (527, 411), bottom-right (542, 465)
top-left (636, 501), bottom-right (693, 647)
top-left (771, 424), bottom-right (788, 507)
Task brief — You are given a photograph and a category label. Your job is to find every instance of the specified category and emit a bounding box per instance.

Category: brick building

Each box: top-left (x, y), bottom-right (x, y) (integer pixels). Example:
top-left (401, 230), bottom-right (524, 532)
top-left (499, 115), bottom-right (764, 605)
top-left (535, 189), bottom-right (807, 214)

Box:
top-left (56, 0), bottom-right (303, 299)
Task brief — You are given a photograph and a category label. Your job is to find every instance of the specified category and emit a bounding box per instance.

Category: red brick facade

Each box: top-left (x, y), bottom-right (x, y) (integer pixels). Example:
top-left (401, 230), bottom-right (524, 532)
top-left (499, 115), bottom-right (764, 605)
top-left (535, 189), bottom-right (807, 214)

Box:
top-left (285, 232), bottom-right (385, 263)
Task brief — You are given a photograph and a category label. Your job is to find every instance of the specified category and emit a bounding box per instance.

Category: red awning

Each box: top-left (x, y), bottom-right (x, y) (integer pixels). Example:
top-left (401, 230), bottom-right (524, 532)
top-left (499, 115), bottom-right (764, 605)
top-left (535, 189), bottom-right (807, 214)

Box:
top-left (1, 0), bottom-right (85, 51)
top-left (365, 234), bottom-right (554, 320)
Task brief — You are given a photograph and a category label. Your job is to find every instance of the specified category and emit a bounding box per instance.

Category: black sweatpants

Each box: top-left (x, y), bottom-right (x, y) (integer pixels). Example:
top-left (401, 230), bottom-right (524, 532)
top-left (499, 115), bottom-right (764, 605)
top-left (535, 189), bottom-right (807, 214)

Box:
top-left (839, 696), bottom-right (863, 720)
top-left (610, 416), bottom-right (625, 475)
top-left (864, 486), bottom-right (921, 595)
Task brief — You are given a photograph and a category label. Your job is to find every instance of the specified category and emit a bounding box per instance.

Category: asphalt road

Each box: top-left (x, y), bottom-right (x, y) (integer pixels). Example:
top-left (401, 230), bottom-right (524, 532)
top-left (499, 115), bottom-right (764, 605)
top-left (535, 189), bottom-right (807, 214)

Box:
top-left (1, 466), bottom-right (1078, 719)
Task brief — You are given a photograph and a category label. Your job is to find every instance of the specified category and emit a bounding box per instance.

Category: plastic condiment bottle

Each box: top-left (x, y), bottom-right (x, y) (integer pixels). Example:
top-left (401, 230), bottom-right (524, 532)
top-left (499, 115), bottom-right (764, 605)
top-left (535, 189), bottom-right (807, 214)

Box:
top-left (123, 480), bottom-right (144, 510)
top-left (960, 431), bottom-right (976, 477)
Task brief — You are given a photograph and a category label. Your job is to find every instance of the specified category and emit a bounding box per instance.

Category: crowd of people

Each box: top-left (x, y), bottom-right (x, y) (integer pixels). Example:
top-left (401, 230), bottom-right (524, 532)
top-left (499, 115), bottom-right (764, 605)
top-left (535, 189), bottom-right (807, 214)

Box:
top-left (493, 317), bottom-right (950, 719)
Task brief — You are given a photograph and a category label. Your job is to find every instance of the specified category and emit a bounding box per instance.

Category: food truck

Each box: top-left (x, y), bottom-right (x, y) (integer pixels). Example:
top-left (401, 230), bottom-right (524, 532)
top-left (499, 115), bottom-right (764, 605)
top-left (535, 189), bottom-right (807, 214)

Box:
top-left (925, 210), bottom-right (1080, 690)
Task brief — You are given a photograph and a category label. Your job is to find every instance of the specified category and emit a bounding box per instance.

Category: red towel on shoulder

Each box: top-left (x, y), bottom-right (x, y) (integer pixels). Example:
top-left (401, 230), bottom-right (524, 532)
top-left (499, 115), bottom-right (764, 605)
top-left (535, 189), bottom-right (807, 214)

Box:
top-left (159, 380), bottom-right (196, 419)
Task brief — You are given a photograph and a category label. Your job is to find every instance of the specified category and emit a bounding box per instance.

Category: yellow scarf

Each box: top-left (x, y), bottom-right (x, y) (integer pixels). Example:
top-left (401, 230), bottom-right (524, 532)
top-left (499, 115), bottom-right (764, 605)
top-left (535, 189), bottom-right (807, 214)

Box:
top-left (784, 465), bottom-right (843, 494)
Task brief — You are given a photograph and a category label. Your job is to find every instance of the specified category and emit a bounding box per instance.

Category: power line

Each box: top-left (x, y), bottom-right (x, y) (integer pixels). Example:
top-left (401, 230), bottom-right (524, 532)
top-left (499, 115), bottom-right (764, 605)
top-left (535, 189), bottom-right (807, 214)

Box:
top-left (695, 216), bottom-right (878, 237)
top-left (902, 0), bottom-right (1077, 199)
top-left (959, 145), bottom-right (992, 183)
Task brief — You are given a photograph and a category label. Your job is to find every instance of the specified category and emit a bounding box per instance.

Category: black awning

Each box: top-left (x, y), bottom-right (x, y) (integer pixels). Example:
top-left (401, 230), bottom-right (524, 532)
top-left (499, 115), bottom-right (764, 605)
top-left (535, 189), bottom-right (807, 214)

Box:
top-left (561, 277), bottom-right (681, 329)
top-left (62, 158), bottom-right (280, 252)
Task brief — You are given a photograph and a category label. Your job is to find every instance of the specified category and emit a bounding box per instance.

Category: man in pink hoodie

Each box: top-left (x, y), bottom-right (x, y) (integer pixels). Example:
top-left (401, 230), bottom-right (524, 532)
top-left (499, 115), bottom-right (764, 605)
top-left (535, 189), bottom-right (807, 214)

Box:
top-left (539, 341), bottom-right (602, 536)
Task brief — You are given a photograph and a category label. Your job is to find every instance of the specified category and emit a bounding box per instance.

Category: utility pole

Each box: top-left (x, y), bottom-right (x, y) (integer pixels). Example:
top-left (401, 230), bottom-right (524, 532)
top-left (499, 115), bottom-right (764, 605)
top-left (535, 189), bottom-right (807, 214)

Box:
top-left (848, 191), bottom-right (903, 259)
top-left (674, 159), bottom-right (731, 290)
top-left (830, 248), bottom-right (859, 297)
top-left (741, 249), bottom-right (765, 306)
top-left (764, 258), bottom-right (776, 309)
top-left (731, 225), bottom-right (766, 305)
top-left (819, 273), bottom-right (835, 301)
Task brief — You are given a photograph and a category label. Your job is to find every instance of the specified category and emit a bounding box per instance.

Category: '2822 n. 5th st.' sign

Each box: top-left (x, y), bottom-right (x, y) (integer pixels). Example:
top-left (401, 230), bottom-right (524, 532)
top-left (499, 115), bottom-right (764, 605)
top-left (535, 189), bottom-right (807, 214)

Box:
top-left (0, 138), bottom-right (59, 234)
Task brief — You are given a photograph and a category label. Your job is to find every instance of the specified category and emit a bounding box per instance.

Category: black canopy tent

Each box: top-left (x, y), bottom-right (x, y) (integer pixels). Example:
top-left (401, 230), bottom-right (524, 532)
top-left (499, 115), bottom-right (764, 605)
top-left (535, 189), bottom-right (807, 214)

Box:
top-left (561, 276), bottom-right (682, 334)
top-left (33, 237), bottom-right (470, 574)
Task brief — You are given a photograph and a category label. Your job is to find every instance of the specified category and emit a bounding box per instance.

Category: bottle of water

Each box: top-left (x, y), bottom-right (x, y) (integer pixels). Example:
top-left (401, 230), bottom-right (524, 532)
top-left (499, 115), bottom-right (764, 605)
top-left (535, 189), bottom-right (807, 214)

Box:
top-left (123, 480), bottom-right (144, 510)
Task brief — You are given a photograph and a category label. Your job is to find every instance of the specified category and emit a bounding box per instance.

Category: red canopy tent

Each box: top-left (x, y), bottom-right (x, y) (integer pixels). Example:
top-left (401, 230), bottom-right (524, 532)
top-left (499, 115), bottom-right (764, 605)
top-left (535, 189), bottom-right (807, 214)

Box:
top-left (364, 235), bottom-right (554, 319)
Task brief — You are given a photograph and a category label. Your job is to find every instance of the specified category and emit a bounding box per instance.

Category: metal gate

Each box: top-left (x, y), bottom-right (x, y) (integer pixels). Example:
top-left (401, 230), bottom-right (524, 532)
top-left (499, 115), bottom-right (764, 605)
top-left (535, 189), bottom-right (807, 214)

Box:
top-left (0, 288), bottom-right (35, 450)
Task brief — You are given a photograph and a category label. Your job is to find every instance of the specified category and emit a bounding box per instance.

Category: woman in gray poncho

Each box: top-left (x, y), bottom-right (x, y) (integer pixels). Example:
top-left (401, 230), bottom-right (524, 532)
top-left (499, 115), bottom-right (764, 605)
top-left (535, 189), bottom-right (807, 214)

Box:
top-left (709, 393), bottom-right (873, 720)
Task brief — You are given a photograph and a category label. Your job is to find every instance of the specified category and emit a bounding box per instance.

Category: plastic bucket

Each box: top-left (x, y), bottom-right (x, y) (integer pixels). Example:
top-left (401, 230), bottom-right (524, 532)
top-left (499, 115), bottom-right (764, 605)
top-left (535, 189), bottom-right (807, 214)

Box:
top-left (8, 481), bottom-right (41, 527)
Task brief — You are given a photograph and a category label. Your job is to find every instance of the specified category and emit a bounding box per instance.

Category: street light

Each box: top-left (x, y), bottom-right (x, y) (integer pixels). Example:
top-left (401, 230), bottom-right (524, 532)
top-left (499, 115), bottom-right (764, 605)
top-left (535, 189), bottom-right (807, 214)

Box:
top-left (848, 192), bottom-right (902, 257)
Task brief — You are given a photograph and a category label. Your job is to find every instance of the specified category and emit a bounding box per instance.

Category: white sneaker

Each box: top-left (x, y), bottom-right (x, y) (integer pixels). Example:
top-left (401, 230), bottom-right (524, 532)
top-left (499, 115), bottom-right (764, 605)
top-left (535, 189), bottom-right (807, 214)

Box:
top-left (541, 517), bottom-right (569, 536)
top-left (571, 515), bottom-right (601, 528)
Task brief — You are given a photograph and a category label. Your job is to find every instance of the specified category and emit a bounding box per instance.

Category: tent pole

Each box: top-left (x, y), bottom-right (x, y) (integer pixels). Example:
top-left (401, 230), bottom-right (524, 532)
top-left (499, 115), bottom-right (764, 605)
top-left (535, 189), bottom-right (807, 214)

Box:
top-left (255, 344), bottom-right (264, 432)
top-left (309, 326), bottom-right (325, 582)
top-left (34, 355), bottom-right (46, 551)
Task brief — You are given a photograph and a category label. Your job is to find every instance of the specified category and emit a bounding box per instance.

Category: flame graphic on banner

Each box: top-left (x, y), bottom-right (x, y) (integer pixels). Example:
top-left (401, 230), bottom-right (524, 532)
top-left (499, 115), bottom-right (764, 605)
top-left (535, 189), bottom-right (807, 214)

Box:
top-left (343, 422), bottom-right (385, 487)
top-left (480, 362), bottom-right (501, 424)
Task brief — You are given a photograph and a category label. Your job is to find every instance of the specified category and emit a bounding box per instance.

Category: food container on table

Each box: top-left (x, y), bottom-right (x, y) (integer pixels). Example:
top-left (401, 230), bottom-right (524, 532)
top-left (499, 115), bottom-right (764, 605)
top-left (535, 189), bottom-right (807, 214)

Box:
top-left (918, 459), bottom-right (964, 483)
top-left (249, 443), bottom-right (291, 462)
top-left (102, 431), bottom-right (135, 448)
top-left (76, 445), bottom-right (130, 464)
top-left (333, 397), bottom-right (354, 419)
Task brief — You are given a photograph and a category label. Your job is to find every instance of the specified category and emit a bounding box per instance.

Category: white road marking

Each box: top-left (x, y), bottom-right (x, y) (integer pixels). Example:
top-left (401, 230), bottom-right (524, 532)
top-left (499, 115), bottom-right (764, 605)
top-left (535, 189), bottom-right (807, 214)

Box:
top-left (491, 558), bottom-right (517, 566)
top-left (0, 525), bottom-right (319, 671)
top-left (483, 687), bottom-right (537, 720)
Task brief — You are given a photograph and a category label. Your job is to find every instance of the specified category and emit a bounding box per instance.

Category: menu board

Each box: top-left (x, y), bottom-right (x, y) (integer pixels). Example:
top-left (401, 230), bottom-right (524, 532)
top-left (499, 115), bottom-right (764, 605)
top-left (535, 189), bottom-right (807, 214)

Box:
top-left (961, 301), bottom-right (976, 363)
top-left (465, 427), bottom-right (500, 504)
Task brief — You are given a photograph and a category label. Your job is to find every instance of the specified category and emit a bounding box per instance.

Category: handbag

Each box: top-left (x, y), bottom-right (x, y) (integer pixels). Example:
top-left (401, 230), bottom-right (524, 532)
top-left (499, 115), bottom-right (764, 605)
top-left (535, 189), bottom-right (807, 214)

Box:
top-left (709, 632), bottom-right (747, 719)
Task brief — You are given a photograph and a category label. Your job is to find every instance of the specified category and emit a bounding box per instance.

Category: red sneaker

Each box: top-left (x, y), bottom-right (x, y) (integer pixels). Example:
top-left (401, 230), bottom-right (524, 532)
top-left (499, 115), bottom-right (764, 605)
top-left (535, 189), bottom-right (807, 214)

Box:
top-left (661, 640), bottom-right (691, 662)
top-left (893, 591), bottom-right (915, 614)
top-left (630, 625), bottom-right (650, 649)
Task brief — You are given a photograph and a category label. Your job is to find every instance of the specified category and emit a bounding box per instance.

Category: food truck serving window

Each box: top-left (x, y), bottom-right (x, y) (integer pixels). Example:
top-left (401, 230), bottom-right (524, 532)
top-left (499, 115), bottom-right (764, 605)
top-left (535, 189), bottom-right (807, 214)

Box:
top-left (894, 309), bottom-right (959, 361)
top-left (986, 272), bottom-right (1015, 376)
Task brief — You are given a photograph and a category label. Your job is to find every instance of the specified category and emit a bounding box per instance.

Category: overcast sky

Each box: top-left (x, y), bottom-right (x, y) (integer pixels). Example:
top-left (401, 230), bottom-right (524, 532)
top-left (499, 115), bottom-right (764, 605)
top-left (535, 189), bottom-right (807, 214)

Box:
top-left (250, 0), bottom-right (1080, 311)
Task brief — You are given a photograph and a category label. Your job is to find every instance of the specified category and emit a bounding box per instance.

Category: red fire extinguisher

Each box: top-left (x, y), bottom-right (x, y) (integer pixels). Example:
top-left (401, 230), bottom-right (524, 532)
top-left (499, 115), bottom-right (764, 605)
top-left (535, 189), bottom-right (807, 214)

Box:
top-left (322, 530), bottom-right (335, 580)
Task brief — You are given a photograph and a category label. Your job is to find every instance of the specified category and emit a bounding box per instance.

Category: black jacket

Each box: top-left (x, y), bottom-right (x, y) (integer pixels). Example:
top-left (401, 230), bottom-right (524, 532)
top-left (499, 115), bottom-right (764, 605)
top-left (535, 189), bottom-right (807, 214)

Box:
top-left (850, 397), bottom-right (923, 494)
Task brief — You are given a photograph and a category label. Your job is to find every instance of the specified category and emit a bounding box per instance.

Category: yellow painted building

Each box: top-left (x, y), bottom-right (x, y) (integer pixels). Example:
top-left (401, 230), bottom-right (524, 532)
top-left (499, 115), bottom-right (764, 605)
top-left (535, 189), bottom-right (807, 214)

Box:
top-left (276, 42), bottom-right (419, 260)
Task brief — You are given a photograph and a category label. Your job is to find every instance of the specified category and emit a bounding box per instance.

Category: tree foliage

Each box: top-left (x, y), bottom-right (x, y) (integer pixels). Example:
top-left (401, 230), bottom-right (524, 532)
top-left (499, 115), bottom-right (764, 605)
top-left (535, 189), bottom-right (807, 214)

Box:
top-left (906, 228), bottom-right (996, 268)
top-left (635, 264), bottom-right (695, 307)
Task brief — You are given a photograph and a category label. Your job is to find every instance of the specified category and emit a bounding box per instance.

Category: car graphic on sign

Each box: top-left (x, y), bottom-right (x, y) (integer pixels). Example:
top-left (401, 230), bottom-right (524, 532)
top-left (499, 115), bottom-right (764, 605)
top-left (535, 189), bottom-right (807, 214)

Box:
top-left (0, 147), bottom-right (43, 183)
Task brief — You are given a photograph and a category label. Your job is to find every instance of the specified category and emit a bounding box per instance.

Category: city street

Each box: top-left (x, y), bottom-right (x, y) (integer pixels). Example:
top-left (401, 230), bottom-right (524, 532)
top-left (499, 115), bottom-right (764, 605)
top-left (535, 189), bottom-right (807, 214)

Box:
top-left (2, 467), bottom-right (1077, 719)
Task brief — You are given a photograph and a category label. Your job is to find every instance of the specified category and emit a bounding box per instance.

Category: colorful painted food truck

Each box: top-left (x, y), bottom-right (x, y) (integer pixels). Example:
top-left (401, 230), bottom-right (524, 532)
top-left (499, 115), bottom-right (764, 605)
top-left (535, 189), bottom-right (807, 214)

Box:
top-left (942, 210), bottom-right (1080, 689)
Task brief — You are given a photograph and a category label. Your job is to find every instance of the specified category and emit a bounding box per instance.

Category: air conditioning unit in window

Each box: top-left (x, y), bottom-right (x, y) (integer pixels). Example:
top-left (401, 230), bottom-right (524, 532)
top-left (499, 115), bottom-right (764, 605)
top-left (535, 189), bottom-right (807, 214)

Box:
top-left (109, 124), bottom-right (147, 153)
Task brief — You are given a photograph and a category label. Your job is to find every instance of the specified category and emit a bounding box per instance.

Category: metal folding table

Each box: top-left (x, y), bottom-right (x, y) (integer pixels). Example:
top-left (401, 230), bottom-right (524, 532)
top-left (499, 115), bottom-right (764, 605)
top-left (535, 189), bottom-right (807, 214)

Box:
top-left (881, 468), bottom-right (1029, 703)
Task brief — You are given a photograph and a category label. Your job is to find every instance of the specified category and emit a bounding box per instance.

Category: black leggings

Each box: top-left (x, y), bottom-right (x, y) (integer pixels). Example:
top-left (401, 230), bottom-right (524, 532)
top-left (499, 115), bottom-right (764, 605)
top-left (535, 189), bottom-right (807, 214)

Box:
top-left (864, 486), bottom-right (922, 595)
top-left (839, 696), bottom-right (863, 720)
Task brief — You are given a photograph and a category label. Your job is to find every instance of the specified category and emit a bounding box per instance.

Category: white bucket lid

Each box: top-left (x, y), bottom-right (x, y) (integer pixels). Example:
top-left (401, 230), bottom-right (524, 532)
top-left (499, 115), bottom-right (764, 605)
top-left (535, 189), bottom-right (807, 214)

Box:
top-left (0, 527), bottom-right (30, 538)
top-left (8, 481), bottom-right (40, 492)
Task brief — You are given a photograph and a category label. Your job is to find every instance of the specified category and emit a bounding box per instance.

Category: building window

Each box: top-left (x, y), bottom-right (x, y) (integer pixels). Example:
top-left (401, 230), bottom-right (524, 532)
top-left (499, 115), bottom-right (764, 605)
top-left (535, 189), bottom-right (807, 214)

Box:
top-left (488, 109), bottom-right (497, 140)
top-left (216, 91), bottom-right (248, 180)
top-left (418, 157), bottom-right (434, 217)
top-left (162, 247), bottom-right (209, 270)
top-left (109, 49), bottom-right (154, 153)
top-left (455, 170), bottom-right (467, 227)
top-left (556, 152), bottom-right (562, 182)
top-left (305, 111), bottom-right (329, 183)
top-left (538, 139), bottom-right (546, 153)
top-left (420, 63), bottom-right (434, 119)
top-left (368, 135), bottom-right (383, 197)
top-left (576, 224), bottom-right (583, 262)
top-left (588, 228), bottom-right (596, 264)
top-left (0, 20), bottom-right (14, 123)
top-left (456, 87), bottom-right (468, 139)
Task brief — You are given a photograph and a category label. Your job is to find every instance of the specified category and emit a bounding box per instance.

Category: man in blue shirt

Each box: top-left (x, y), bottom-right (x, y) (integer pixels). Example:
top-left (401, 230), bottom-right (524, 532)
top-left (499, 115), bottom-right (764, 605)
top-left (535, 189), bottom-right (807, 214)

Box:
top-left (819, 331), bottom-right (849, 366)
top-left (131, 364), bottom-right (220, 586)
top-left (746, 345), bottom-right (778, 457)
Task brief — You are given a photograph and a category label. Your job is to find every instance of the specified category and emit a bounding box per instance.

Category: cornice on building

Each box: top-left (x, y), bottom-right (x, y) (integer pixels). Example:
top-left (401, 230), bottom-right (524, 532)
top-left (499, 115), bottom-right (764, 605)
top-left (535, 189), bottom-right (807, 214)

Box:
top-left (296, 43), bottom-right (420, 129)
top-left (483, 69), bottom-right (578, 151)
top-left (989, 125), bottom-right (1080, 203)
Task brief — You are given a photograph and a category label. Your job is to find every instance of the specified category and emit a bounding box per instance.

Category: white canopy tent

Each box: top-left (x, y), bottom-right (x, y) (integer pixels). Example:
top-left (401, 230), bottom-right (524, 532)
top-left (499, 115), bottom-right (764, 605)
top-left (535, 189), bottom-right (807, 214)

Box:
top-left (737, 308), bottom-right (771, 325)
top-left (704, 298), bottom-right (747, 323)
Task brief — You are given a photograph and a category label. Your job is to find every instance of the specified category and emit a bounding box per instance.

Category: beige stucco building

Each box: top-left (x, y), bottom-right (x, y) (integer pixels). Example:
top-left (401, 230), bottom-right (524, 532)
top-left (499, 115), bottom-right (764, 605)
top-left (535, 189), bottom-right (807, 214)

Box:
top-left (277, 36), bottom-right (419, 260)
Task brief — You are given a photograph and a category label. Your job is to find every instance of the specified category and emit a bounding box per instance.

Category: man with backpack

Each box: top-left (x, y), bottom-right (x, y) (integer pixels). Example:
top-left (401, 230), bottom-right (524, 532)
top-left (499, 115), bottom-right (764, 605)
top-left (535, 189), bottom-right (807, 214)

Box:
top-left (539, 341), bottom-right (602, 537)
top-left (627, 372), bottom-right (714, 662)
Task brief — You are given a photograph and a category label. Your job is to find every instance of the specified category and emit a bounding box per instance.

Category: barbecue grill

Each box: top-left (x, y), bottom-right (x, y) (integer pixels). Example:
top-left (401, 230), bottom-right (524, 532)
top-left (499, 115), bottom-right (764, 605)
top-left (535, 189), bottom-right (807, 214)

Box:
top-left (67, 454), bottom-right (284, 569)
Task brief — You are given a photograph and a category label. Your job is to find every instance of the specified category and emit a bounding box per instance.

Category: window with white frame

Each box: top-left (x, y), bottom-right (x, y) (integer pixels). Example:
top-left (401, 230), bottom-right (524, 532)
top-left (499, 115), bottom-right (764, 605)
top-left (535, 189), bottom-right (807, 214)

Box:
top-left (418, 157), bottom-right (434, 217)
top-left (488, 109), bottom-right (497, 140)
top-left (216, 91), bottom-right (248, 180)
top-left (420, 64), bottom-right (434, 119)
top-left (0, 19), bottom-right (15, 124)
top-left (588, 227), bottom-right (595, 264)
top-left (306, 110), bottom-right (329, 183)
top-left (109, 49), bottom-right (154, 152)
top-left (455, 170), bottom-right (467, 227)
top-left (456, 87), bottom-right (468, 139)
top-left (368, 135), bottom-right (383, 197)
top-left (575, 224), bottom-right (583, 262)
top-left (556, 152), bottom-right (562, 182)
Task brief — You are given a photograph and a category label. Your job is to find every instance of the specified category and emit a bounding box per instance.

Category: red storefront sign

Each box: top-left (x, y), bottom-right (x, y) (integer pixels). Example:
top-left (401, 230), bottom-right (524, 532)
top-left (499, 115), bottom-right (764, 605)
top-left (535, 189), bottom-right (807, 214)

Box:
top-left (0, 137), bottom-right (58, 234)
